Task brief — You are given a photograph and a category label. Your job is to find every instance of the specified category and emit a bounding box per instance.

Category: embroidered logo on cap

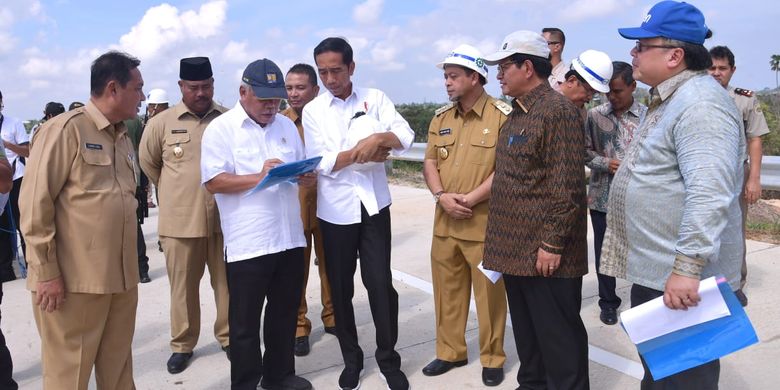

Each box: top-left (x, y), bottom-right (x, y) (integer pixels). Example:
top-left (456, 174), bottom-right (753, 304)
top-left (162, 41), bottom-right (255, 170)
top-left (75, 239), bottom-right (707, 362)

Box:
top-left (267, 73), bottom-right (277, 84)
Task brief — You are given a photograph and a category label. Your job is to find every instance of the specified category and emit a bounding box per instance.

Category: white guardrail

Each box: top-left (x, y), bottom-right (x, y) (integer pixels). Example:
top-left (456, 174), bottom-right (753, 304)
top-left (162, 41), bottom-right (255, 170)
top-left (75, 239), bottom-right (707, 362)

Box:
top-left (391, 143), bottom-right (780, 191)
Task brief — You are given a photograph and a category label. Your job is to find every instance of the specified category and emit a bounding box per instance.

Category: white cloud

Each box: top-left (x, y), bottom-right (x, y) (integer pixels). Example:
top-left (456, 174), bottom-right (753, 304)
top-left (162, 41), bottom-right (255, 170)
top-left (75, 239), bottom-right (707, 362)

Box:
top-left (117, 0), bottom-right (228, 61)
top-left (371, 41), bottom-right (404, 71)
top-left (0, 32), bottom-right (17, 55)
top-left (0, 8), bottom-right (13, 27)
top-left (30, 79), bottom-right (50, 89)
top-left (353, 0), bottom-right (384, 24)
top-left (19, 57), bottom-right (62, 77)
top-left (560, 0), bottom-right (630, 23)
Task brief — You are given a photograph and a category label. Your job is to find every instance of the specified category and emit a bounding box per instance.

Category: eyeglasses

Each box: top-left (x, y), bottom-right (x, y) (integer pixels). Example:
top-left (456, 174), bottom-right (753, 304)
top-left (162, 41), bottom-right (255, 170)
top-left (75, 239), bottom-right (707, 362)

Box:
top-left (497, 61), bottom-right (517, 75)
top-left (634, 41), bottom-right (679, 53)
top-left (547, 41), bottom-right (561, 46)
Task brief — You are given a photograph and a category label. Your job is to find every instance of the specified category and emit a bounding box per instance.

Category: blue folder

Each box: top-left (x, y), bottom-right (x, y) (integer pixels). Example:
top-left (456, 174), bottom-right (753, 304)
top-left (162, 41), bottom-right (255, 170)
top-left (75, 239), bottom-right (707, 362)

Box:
top-left (251, 156), bottom-right (322, 192)
top-left (637, 278), bottom-right (758, 380)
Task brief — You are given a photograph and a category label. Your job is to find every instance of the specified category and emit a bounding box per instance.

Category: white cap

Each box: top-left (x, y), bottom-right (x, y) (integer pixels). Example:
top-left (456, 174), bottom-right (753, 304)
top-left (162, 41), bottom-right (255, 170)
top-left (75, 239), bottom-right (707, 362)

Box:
top-left (437, 44), bottom-right (488, 80)
top-left (147, 88), bottom-right (168, 104)
top-left (483, 30), bottom-right (550, 65)
top-left (571, 50), bottom-right (613, 93)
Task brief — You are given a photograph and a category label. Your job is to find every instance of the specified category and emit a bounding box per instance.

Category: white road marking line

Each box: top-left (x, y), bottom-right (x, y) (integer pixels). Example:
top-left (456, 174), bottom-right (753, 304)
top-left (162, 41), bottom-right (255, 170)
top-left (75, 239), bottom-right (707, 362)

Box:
top-left (391, 268), bottom-right (644, 380)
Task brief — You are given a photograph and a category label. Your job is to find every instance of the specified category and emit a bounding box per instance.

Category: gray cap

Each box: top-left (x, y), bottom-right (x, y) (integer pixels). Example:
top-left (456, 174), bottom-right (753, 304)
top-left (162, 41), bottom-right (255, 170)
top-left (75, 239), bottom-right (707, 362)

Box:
top-left (242, 59), bottom-right (288, 100)
top-left (483, 30), bottom-right (550, 65)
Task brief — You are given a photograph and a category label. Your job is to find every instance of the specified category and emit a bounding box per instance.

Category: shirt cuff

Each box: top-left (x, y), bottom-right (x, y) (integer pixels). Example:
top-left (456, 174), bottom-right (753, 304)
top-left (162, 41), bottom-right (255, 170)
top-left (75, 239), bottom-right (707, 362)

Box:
top-left (318, 151), bottom-right (340, 177)
top-left (671, 253), bottom-right (705, 278)
top-left (33, 261), bottom-right (61, 282)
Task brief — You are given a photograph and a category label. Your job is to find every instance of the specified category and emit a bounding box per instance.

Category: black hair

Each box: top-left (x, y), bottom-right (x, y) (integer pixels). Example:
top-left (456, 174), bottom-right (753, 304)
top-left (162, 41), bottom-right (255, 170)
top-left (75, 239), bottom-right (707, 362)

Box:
top-left (664, 39), bottom-right (712, 71)
top-left (542, 27), bottom-right (566, 46)
top-left (287, 63), bottom-right (319, 86)
top-left (509, 53), bottom-right (553, 79)
top-left (611, 61), bottom-right (634, 85)
top-left (444, 64), bottom-right (487, 86)
top-left (709, 45), bottom-right (735, 68)
top-left (565, 68), bottom-right (587, 85)
top-left (90, 51), bottom-right (141, 97)
top-left (313, 37), bottom-right (353, 66)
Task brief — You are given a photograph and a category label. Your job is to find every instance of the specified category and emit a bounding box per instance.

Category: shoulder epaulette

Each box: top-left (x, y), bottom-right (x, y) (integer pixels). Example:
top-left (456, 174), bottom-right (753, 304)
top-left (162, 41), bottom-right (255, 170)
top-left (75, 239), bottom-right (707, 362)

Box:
top-left (492, 99), bottom-right (513, 116)
top-left (434, 102), bottom-right (455, 117)
top-left (734, 88), bottom-right (754, 98)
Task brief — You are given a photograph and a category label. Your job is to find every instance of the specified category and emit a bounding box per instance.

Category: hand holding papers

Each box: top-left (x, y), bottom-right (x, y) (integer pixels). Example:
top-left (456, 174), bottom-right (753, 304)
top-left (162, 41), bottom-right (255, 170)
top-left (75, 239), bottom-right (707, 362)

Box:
top-left (248, 156), bottom-right (322, 194)
top-left (620, 276), bottom-right (758, 380)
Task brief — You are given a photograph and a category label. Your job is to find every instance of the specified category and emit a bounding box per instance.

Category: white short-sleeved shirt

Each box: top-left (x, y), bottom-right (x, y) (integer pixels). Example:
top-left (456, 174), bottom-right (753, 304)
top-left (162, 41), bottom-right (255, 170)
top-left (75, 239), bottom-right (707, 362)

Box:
top-left (1, 114), bottom-right (30, 180)
top-left (302, 87), bottom-right (414, 225)
top-left (201, 101), bottom-right (306, 263)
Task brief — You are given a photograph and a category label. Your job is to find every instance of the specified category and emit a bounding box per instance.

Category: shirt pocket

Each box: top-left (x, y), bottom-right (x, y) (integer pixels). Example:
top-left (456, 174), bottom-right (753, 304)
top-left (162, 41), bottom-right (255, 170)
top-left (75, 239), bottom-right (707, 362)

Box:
top-left (163, 133), bottom-right (193, 163)
top-left (434, 135), bottom-right (456, 166)
top-left (506, 128), bottom-right (542, 163)
top-left (80, 148), bottom-right (114, 191)
top-left (234, 147), bottom-right (263, 174)
top-left (468, 129), bottom-right (498, 165)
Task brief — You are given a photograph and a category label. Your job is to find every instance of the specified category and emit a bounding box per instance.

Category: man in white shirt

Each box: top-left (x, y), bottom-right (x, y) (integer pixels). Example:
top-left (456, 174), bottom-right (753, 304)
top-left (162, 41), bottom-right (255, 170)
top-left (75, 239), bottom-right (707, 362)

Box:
top-left (201, 59), bottom-right (314, 390)
top-left (0, 90), bottom-right (30, 260)
top-left (542, 28), bottom-right (568, 92)
top-left (302, 37), bottom-right (414, 390)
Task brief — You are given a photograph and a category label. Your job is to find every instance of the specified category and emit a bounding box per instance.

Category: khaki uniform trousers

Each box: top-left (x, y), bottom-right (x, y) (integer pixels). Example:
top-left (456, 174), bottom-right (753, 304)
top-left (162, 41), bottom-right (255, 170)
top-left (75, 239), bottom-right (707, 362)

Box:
top-left (296, 222), bottom-right (336, 337)
top-left (431, 235), bottom-right (507, 368)
top-left (161, 234), bottom-right (229, 352)
top-left (32, 287), bottom-right (138, 390)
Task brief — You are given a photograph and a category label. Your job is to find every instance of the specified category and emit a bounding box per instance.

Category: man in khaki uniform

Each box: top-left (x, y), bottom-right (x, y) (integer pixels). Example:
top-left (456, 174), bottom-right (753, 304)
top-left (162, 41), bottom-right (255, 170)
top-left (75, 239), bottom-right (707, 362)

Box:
top-left (139, 57), bottom-right (229, 374)
top-left (281, 63), bottom-right (337, 357)
top-left (20, 51), bottom-right (144, 390)
top-left (709, 45), bottom-right (771, 306)
top-left (422, 44), bottom-right (510, 387)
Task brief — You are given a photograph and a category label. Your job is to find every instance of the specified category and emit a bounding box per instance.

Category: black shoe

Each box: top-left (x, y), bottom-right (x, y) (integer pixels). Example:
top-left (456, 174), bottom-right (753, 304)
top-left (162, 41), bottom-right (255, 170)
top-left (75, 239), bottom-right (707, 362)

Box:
top-left (421, 358), bottom-right (467, 376)
top-left (222, 345), bottom-right (230, 361)
top-left (260, 375), bottom-right (312, 390)
top-left (139, 272), bottom-right (151, 283)
top-left (380, 370), bottom-right (410, 390)
top-left (338, 367), bottom-right (363, 390)
top-left (166, 352), bottom-right (193, 374)
top-left (294, 336), bottom-right (310, 356)
top-left (482, 367), bottom-right (504, 387)
top-left (324, 326), bottom-right (337, 335)
top-left (735, 289), bottom-right (748, 307)
top-left (158, 240), bottom-right (163, 252)
top-left (600, 308), bottom-right (618, 325)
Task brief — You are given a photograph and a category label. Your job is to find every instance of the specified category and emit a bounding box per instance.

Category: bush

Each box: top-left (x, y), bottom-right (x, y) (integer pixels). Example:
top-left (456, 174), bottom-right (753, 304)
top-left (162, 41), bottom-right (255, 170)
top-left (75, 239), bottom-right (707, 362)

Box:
top-left (396, 102), bottom-right (443, 142)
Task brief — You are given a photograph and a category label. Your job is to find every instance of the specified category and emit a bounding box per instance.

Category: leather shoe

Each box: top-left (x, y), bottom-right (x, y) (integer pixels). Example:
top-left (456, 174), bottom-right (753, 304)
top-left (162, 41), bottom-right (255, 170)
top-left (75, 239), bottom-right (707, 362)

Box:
top-left (166, 352), bottom-right (193, 374)
top-left (735, 289), bottom-right (748, 307)
top-left (482, 367), bottom-right (504, 386)
top-left (324, 326), bottom-right (337, 335)
top-left (222, 345), bottom-right (230, 361)
top-left (294, 336), bottom-right (310, 356)
top-left (421, 358), bottom-right (467, 376)
top-left (139, 272), bottom-right (151, 283)
top-left (600, 308), bottom-right (618, 325)
top-left (260, 374), bottom-right (312, 390)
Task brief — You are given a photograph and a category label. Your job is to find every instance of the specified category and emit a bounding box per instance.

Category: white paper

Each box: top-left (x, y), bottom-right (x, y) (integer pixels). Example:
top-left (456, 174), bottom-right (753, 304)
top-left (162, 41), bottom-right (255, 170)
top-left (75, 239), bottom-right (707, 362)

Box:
top-left (477, 261), bottom-right (502, 284)
top-left (620, 276), bottom-right (731, 344)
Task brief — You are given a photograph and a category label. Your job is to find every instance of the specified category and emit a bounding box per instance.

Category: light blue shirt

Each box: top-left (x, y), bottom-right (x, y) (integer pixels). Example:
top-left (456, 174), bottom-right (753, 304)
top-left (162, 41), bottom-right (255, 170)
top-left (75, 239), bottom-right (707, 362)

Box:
top-left (600, 70), bottom-right (745, 291)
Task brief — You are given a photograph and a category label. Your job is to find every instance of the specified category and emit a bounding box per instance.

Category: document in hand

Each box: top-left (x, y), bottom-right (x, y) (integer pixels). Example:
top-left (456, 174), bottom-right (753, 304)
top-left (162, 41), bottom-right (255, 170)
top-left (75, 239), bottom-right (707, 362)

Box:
top-left (248, 156), bottom-right (322, 194)
top-left (620, 276), bottom-right (758, 380)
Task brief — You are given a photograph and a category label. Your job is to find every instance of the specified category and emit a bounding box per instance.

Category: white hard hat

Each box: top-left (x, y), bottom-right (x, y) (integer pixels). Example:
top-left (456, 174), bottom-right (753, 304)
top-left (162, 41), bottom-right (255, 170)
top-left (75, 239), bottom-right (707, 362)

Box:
top-left (147, 88), bottom-right (169, 104)
top-left (437, 44), bottom-right (488, 80)
top-left (571, 50), bottom-right (613, 93)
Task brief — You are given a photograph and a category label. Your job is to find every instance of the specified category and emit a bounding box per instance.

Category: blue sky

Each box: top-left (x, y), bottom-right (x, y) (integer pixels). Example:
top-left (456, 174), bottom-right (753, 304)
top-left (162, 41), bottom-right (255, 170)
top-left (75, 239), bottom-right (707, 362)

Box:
top-left (1, 0), bottom-right (778, 121)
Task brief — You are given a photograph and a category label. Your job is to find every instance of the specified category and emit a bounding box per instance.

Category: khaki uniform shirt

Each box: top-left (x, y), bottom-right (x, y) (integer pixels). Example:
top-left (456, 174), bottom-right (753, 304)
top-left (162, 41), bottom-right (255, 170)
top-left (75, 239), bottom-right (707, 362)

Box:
top-left (425, 92), bottom-right (510, 242)
top-left (139, 101), bottom-right (226, 238)
top-left (21, 103), bottom-right (139, 293)
top-left (729, 85), bottom-right (770, 143)
top-left (282, 107), bottom-right (317, 231)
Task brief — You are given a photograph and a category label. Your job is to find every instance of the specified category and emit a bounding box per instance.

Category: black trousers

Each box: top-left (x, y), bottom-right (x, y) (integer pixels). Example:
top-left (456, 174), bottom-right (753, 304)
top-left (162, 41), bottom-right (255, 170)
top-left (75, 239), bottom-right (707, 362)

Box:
top-left (504, 275), bottom-right (589, 390)
top-left (590, 210), bottom-right (621, 311)
top-left (0, 284), bottom-right (18, 389)
top-left (225, 248), bottom-right (305, 390)
top-left (0, 209), bottom-right (16, 283)
top-left (137, 223), bottom-right (149, 275)
top-left (9, 178), bottom-right (24, 261)
top-left (318, 205), bottom-right (401, 374)
top-left (631, 284), bottom-right (720, 389)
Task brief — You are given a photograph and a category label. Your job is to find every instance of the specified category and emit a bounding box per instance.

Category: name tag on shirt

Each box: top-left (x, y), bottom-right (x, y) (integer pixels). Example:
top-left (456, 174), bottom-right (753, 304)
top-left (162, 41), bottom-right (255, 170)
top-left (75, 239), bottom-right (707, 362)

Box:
top-left (509, 134), bottom-right (528, 145)
top-left (171, 129), bottom-right (188, 134)
top-left (85, 143), bottom-right (103, 150)
top-left (439, 128), bottom-right (452, 136)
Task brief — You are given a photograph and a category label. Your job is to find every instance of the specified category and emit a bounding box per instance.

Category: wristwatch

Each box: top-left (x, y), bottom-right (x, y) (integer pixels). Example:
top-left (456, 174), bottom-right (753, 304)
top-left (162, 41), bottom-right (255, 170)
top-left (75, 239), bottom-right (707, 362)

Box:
top-left (433, 191), bottom-right (444, 203)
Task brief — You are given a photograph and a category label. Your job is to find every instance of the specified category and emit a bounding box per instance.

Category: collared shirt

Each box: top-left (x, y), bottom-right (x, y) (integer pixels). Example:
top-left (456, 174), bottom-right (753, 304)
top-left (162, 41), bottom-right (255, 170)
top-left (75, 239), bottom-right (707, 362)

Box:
top-left (548, 60), bottom-right (569, 92)
top-left (302, 87), bottom-right (414, 225)
top-left (0, 113), bottom-right (30, 180)
top-left (601, 71), bottom-right (745, 291)
top-left (20, 103), bottom-right (139, 293)
top-left (728, 85), bottom-right (770, 148)
top-left (139, 101), bottom-right (226, 238)
top-left (282, 106), bottom-right (318, 231)
top-left (585, 99), bottom-right (647, 212)
top-left (0, 146), bottom-right (8, 212)
top-left (201, 102), bottom-right (306, 263)
top-left (425, 92), bottom-right (509, 241)
top-left (482, 82), bottom-right (588, 278)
